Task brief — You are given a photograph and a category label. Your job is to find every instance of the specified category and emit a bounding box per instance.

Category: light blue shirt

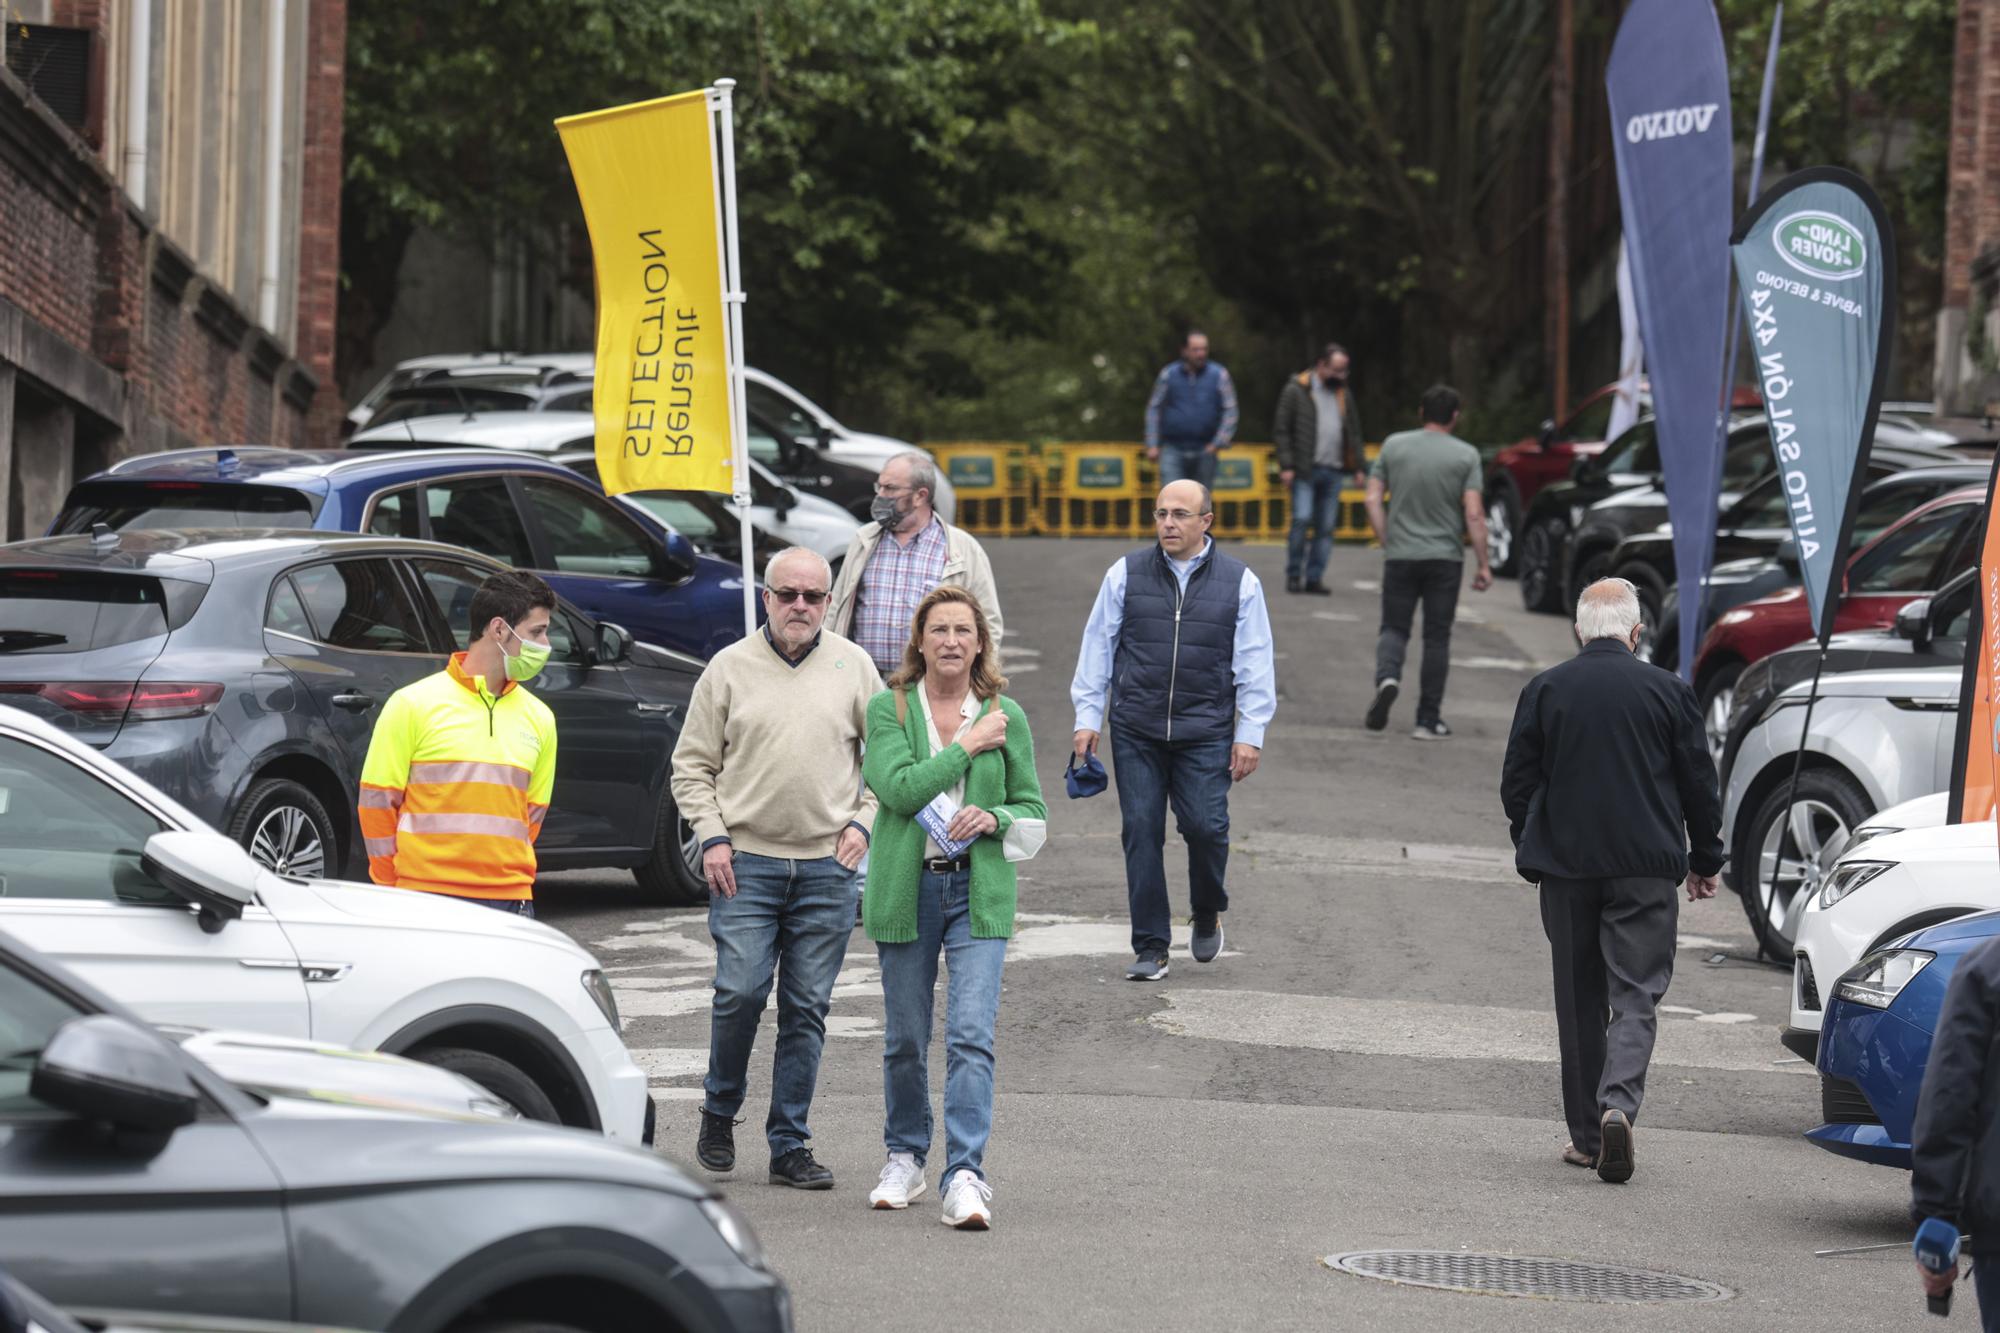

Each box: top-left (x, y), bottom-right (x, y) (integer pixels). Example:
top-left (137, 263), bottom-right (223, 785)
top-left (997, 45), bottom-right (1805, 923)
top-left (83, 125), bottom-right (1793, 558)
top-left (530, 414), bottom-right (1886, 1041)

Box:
top-left (1070, 538), bottom-right (1277, 747)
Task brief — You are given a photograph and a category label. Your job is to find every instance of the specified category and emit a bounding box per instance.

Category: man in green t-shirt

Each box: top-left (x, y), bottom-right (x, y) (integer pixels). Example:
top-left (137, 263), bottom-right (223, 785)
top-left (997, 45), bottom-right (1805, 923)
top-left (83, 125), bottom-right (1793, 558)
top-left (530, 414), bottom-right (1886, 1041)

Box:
top-left (1362, 384), bottom-right (1491, 739)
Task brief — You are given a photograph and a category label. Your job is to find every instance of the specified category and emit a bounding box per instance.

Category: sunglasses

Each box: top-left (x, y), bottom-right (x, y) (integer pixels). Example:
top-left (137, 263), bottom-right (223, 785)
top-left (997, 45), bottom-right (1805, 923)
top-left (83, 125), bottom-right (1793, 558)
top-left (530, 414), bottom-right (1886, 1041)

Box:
top-left (767, 587), bottom-right (828, 605)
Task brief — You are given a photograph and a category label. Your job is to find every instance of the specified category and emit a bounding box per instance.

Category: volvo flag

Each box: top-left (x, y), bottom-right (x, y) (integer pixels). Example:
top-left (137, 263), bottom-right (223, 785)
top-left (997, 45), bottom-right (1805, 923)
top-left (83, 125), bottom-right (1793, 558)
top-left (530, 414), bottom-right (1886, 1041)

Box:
top-left (1948, 451), bottom-right (2000, 828)
top-left (1728, 168), bottom-right (1896, 645)
top-left (1606, 0), bottom-right (1734, 680)
top-left (557, 90), bottom-right (736, 497)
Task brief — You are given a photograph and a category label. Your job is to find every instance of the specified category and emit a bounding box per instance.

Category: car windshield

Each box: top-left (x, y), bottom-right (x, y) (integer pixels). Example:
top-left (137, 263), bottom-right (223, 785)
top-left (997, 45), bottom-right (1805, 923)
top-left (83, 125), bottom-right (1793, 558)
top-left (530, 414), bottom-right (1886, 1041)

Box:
top-left (1597, 420), bottom-right (1661, 475)
top-left (0, 959), bottom-right (84, 1116)
top-left (55, 482), bottom-right (316, 533)
top-left (624, 493), bottom-right (724, 546)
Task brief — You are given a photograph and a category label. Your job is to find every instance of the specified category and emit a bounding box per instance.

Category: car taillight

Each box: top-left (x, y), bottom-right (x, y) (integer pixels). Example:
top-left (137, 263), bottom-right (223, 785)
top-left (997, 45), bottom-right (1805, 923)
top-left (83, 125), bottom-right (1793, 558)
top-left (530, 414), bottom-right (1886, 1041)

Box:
top-left (0, 681), bottom-right (223, 720)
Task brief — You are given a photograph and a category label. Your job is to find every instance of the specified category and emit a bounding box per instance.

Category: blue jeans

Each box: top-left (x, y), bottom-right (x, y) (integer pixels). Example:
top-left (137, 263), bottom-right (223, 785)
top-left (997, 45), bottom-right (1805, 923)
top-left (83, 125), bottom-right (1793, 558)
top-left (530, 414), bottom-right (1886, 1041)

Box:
top-left (1110, 726), bottom-right (1232, 956)
top-left (1158, 442), bottom-right (1218, 490)
top-left (470, 898), bottom-right (535, 918)
top-left (1286, 466), bottom-right (1347, 583)
top-left (1976, 1256), bottom-right (2000, 1332)
top-left (877, 866), bottom-right (1007, 1180)
top-left (704, 852), bottom-right (857, 1156)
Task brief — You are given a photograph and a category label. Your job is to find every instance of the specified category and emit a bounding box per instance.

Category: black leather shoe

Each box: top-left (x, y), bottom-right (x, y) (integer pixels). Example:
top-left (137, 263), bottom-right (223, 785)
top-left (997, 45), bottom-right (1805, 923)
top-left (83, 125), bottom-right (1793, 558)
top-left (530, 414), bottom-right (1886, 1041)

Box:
top-left (1303, 581), bottom-right (1333, 595)
top-left (697, 1110), bottom-right (740, 1172)
top-left (1286, 576), bottom-right (1304, 594)
top-left (770, 1146), bottom-right (836, 1189)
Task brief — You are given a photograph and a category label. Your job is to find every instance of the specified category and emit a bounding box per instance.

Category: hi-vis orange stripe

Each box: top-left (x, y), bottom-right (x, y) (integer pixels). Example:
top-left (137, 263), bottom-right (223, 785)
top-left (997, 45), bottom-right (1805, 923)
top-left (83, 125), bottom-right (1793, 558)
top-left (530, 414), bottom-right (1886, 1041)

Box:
top-left (1954, 461), bottom-right (2000, 833)
top-left (357, 654), bottom-right (557, 902)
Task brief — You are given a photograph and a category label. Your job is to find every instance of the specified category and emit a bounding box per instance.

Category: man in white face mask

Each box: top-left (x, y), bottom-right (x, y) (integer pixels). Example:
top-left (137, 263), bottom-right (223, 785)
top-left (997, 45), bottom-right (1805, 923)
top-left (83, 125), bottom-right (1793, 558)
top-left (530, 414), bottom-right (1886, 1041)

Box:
top-left (359, 570), bottom-right (560, 917)
top-left (827, 452), bottom-right (1004, 677)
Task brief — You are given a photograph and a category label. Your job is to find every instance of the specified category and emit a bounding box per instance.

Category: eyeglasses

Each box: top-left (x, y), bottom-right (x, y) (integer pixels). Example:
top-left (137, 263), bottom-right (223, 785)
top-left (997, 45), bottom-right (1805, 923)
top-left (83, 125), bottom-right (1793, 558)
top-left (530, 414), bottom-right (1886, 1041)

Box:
top-left (873, 482), bottom-right (913, 496)
top-left (767, 587), bottom-right (828, 605)
top-left (1154, 508), bottom-right (1202, 522)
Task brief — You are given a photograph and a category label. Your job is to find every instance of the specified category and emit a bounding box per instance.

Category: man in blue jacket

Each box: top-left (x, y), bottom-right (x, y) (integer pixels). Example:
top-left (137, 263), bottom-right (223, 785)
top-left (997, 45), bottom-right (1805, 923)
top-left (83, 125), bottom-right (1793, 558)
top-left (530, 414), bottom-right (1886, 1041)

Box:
top-left (1144, 331), bottom-right (1239, 490)
top-left (1071, 479), bottom-right (1277, 982)
top-left (1910, 933), bottom-right (2000, 1326)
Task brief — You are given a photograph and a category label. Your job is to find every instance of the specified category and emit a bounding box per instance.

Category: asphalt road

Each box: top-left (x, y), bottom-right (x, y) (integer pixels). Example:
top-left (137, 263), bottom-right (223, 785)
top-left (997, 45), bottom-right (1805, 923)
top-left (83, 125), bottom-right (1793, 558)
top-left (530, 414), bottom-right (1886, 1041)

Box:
top-left (540, 536), bottom-right (1932, 1332)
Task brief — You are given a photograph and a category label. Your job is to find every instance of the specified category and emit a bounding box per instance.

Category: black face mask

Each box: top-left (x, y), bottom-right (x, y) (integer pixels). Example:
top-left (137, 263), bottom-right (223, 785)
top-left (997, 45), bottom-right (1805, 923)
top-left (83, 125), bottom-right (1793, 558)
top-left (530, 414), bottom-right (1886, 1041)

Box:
top-left (1324, 374), bottom-right (1347, 389)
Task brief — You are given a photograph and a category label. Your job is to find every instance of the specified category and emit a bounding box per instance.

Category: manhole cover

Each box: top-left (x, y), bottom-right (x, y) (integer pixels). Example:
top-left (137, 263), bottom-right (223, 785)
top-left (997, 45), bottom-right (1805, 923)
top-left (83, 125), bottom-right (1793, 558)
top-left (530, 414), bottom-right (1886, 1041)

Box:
top-left (1322, 1251), bottom-right (1731, 1304)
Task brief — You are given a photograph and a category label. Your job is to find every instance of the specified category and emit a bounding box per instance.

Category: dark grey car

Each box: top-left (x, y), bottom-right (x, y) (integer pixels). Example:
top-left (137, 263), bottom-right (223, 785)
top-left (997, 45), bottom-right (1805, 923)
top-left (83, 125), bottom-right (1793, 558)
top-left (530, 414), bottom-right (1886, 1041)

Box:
top-left (0, 530), bottom-right (708, 903)
top-left (0, 930), bottom-right (790, 1332)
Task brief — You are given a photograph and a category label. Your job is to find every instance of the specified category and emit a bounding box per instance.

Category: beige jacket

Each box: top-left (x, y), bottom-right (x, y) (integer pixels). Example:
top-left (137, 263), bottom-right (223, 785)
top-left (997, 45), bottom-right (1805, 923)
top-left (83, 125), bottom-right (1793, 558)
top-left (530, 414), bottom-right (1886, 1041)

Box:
top-left (826, 519), bottom-right (1004, 655)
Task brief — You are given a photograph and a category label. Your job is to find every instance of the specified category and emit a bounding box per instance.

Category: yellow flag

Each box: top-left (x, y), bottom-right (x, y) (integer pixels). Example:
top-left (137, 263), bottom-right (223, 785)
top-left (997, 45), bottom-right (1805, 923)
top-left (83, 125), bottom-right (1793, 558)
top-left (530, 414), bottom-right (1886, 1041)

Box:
top-left (556, 90), bottom-right (735, 496)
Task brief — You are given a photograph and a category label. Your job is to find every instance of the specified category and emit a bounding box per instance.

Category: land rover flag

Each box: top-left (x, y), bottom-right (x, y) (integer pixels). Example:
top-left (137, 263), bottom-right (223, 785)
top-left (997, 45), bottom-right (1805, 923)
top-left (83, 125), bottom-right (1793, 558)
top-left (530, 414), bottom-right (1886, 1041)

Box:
top-left (1606, 0), bottom-right (1734, 681)
top-left (557, 90), bottom-right (735, 497)
top-left (1727, 167), bottom-right (1896, 645)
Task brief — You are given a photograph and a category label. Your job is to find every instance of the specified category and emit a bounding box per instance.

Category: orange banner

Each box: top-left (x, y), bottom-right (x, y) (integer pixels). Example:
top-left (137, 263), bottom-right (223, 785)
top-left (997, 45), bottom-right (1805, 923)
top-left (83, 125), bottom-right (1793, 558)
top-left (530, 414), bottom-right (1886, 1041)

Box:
top-left (1951, 454), bottom-right (2000, 827)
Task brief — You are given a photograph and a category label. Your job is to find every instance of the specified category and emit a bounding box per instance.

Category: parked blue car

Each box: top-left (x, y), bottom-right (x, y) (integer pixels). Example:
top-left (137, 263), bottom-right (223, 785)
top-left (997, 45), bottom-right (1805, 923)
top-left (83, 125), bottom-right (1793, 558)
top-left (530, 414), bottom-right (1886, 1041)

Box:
top-left (1811, 907), bottom-right (2000, 1169)
top-left (52, 447), bottom-right (754, 660)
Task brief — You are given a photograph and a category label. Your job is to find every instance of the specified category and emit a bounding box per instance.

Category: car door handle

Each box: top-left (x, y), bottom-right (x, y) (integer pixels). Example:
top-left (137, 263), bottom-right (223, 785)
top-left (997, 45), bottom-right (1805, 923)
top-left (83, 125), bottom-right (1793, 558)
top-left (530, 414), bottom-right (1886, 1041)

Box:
top-left (635, 702), bottom-right (677, 715)
top-left (330, 692), bottom-right (374, 711)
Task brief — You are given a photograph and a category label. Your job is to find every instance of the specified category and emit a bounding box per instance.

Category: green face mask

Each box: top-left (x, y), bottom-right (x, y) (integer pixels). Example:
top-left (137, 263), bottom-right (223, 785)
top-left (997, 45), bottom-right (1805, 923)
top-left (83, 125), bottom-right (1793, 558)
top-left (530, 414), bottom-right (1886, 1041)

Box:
top-left (502, 624), bottom-right (550, 682)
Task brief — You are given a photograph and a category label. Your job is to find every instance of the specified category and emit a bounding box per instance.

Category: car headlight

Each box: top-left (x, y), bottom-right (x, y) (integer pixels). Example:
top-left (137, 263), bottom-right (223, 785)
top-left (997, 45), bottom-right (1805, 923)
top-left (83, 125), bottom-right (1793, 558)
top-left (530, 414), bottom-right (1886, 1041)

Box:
top-left (1818, 860), bottom-right (1893, 911)
top-left (1833, 948), bottom-right (1934, 1009)
top-left (1757, 695), bottom-right (1806, 726)
top-left (581, 969), bottom-right (620, 1027)
top-left (700, 1195), bottom-right (769, 1271)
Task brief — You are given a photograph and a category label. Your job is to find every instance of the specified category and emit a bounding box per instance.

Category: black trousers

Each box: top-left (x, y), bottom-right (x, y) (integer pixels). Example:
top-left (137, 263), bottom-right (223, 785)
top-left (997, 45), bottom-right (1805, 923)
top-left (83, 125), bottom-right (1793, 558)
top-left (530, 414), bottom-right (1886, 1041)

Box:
top-left (1539, 876), bottom-right (1678, 1156)
top-left (1374, 558), bottom-right (1462, 726)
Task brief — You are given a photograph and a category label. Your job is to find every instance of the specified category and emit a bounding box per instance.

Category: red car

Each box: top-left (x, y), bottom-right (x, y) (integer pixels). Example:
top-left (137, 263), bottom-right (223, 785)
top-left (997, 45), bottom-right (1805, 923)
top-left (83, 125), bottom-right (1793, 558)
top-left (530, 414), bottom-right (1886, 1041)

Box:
top-left (1485, 382), bottom-right (1762, 576)
top-left (1691, 484), bottom-right (1988, 724)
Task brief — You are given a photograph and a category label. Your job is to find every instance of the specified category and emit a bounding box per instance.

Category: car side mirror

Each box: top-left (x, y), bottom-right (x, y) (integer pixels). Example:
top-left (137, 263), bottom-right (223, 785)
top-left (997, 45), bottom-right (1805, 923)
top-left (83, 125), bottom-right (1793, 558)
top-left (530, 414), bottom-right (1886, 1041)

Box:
top-left (32, 1015), bottom-right (200, 1134)
top-left (1774, 536), bottom-right (1800, 571)
top-left (1895, 597), bottom-right (1934, 647)
top-left (659, 531), bottom-right (698, 585)
top-left (773, 488), bottom-right (796, 520)
top-left (142, 830), bottom-right (260, 933)
top-left (596, 621), bottom-right (634, 664)
top-left (815, 423), bottom-right (833, 451)
top-left (1537, 418), bottom-right (1556, 449)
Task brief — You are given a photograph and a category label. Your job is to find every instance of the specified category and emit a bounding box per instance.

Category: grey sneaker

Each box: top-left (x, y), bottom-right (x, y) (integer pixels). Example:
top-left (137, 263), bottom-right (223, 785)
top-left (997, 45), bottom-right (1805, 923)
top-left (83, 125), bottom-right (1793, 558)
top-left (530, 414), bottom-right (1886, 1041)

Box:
top-left (1125, 951), bottom-right (1170, 981)
top-left (770, 1146), bottom-right (836, 1189)
top-left (1366, 679), bottom-right (1399, 731)
top-left (1191, 912), bottom-right (1223, 963)
top-left (1412, 720), bottom-right (1452, 740)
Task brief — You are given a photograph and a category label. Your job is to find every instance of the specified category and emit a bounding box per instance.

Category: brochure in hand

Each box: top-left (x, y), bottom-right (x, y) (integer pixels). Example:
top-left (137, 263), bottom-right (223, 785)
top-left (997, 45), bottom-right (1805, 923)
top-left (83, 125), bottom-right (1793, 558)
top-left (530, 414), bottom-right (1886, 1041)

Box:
top-left (917, 791), bottom-right (976, 859)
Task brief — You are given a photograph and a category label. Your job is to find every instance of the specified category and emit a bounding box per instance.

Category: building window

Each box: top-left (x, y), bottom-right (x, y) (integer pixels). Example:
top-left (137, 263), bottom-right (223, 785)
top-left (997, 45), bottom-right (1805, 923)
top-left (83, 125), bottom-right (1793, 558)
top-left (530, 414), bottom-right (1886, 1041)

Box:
top-left (5, 25), bottom-right (91, 135)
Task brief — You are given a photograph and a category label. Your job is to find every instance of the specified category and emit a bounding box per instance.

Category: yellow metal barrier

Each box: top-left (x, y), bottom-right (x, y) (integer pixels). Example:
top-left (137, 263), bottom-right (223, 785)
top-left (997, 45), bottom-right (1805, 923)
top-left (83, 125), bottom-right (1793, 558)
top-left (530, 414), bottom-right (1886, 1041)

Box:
top-left (1045, 442), bottom-right (1149, 538)
top-left (1211, 444), bottom-right (1285, 542)
top-left (930, 442), bottom-right (1036, 537)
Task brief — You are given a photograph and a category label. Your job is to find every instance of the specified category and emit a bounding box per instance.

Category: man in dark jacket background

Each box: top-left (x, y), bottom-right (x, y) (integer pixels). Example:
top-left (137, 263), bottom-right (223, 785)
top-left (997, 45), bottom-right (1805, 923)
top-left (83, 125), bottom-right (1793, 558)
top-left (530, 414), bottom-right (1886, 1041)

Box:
top-left (1500, 577), bottom-right (1722, 1184)
top-left (1909, 934), bottom-right (2000, 1326)
top-left (1273, 343), bottom-right (1365, 596)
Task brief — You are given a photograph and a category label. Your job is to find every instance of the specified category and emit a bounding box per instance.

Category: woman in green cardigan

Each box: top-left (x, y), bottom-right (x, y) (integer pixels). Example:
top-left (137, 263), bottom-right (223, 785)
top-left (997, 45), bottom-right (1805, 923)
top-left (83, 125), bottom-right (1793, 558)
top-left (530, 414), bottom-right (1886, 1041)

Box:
top-left (861, 584), bottom-right (1046, 1230)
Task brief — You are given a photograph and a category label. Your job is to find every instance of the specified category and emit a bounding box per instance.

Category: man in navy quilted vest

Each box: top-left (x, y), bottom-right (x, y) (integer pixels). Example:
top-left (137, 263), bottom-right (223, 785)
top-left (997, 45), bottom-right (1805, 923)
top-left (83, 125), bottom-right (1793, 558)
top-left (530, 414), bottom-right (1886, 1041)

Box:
top-left (1070, 480), bottom-right (1278, 980)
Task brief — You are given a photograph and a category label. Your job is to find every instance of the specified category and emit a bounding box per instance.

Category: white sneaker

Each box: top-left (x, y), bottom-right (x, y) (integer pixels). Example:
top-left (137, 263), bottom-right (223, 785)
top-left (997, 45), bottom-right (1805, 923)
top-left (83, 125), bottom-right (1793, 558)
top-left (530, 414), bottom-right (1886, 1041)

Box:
top-left (940, 1169), bottom-right (993, 1230)
top-left (868, 1152), bottom-right (926, 1210)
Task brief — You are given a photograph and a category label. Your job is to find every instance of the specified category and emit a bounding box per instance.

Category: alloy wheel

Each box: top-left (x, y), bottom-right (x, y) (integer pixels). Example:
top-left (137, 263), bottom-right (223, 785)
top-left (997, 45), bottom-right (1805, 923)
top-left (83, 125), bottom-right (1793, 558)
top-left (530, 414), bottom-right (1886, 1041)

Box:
top-left (1486, 496), bottom-right (1514, 570)
top-left (1703, 686), bottom-right (1734, 767)
top-left (249, 804), bottom-right (326, 879)
top-left (1754, 798), bottom-right (1850, 951)
top-left (680, 815), bottom-right (703, 877)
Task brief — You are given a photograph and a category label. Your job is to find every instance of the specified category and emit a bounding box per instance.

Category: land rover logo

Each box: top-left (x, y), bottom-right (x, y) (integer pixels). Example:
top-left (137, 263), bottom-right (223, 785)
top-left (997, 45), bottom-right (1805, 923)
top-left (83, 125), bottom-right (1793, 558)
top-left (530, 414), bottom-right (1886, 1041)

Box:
top-left (1774, 210), bottom-right (1866, 282)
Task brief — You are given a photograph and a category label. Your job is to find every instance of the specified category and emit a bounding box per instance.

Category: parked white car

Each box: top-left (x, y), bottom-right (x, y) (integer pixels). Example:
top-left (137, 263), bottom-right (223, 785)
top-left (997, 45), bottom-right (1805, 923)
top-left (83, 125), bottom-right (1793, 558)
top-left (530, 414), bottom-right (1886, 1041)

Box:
top-left (1721, 665), bottom-right (1959, 958)
top-left (1787, 803), bottom-right (1997, 1060)
top-left (0, 704), bottom-right (650, 1142)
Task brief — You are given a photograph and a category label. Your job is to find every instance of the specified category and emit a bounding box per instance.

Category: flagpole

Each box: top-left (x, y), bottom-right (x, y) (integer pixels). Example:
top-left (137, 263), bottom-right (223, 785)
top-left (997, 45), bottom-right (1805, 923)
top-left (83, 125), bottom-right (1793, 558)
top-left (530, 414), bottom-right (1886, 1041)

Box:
top-left (1696, 1), bottom-right (1782, 681)
top-left (713, 77), bottom-right (756, 636)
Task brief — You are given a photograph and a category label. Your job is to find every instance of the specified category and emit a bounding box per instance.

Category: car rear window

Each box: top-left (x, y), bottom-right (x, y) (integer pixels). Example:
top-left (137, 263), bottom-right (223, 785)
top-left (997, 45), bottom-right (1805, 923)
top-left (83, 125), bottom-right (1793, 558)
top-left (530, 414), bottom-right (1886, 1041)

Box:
top-left (55, 481), bottom-right (316, 533)
top-left (0, 571), bottom-right (177, 654)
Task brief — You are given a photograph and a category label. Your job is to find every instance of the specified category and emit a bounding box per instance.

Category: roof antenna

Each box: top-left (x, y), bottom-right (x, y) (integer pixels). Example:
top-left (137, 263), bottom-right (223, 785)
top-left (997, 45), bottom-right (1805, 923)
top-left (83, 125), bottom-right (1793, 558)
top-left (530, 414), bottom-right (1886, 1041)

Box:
top-left (449, 381), bottom-right (477, 422)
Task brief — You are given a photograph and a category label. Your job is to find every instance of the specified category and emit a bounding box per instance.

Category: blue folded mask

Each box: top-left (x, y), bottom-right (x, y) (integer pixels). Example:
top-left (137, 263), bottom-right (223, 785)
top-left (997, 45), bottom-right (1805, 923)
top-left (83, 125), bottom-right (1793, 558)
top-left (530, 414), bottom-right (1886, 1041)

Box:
top-left (1065, 751), bottom-right (1108, 799)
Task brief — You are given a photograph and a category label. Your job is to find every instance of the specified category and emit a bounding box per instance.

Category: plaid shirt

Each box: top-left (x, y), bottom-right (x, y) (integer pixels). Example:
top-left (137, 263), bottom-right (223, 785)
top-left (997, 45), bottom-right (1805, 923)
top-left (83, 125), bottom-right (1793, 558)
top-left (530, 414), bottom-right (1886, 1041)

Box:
top-left (853, 517), bottom-right (950, 672)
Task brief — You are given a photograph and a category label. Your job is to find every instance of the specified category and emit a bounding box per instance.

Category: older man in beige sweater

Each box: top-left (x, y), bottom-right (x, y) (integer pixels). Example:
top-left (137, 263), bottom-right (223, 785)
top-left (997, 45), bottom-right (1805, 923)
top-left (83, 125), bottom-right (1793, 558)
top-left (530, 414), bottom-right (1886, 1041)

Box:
top-left (671, 546), bottom-right (881, 1191)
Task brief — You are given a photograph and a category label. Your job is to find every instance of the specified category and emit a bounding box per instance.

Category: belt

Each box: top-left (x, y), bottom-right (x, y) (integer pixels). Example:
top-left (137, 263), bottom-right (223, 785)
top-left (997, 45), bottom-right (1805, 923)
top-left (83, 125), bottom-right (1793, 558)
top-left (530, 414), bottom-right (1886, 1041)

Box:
top-left (924, 856), bottom-right (971, 873)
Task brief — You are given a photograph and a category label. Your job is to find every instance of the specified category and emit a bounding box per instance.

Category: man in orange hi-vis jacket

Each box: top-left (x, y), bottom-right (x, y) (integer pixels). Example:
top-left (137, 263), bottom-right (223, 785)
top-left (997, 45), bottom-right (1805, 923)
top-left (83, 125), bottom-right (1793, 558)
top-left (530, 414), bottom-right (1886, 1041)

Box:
top-left (358, 570), bottom-right (559, 917)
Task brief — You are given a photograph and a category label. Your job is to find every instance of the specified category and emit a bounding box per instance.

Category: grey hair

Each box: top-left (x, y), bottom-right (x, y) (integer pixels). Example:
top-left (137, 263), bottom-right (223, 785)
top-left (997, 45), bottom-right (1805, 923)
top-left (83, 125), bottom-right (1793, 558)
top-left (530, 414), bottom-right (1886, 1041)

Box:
top-left (1575, 577), bottom-right (1642, 642)
top-left (764, 545), bottom-right (832, 588)
top-left (891, 451), bottom-right (937, 506)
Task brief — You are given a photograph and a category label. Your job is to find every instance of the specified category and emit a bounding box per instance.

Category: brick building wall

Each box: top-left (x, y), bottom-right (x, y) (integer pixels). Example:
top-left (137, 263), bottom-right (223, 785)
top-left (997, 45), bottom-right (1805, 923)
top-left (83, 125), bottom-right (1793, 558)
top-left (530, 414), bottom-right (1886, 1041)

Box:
top-left (1941, 0), bottom-right (2000, 412)
top-left (0, 0), bottom-right (345, 539)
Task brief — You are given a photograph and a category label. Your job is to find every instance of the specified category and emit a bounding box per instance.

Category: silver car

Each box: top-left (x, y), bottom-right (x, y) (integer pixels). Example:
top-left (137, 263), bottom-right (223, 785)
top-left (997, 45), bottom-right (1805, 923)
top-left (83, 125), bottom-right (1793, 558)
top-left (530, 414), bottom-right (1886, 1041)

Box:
top-left (0, 930), bottom-right (790, 1333)
top-left (1721, 664), bottom-right (1957, 960)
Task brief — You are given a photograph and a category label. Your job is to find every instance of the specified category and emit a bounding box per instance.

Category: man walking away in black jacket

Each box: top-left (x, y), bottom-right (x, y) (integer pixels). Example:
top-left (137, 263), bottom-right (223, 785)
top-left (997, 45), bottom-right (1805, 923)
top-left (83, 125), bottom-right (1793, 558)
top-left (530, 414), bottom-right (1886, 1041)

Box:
top-left (1500, 577), bottom-right (1722, 1183)
top-left (1910, 934), bottom-right (2000, 1327)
